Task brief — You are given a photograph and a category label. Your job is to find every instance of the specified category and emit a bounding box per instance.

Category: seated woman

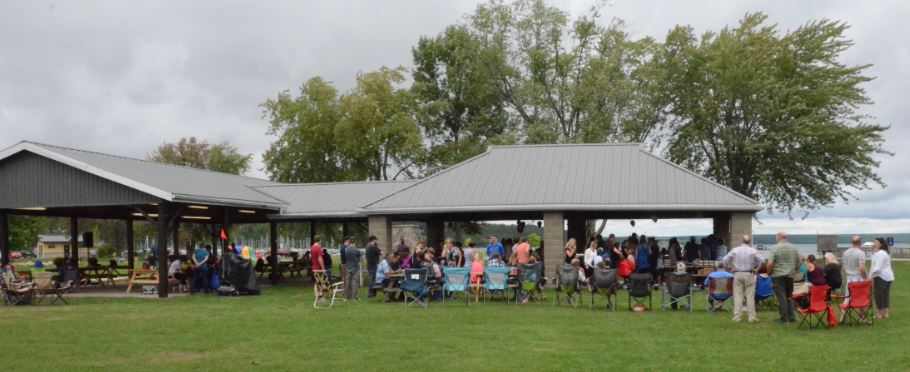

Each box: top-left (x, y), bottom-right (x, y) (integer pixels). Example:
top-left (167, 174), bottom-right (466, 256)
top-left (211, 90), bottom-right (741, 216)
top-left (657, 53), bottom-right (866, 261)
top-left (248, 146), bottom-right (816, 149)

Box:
top-left (822, 252), bottom-right (842, 292)
top-left (571, 258), bottom-right (590, 291)
top-left (470, 252), bottom-right (484, 284)
top-left (805, 255), bottom-right (827, 286)
top-left (616, 243), bottom-right (636, 279)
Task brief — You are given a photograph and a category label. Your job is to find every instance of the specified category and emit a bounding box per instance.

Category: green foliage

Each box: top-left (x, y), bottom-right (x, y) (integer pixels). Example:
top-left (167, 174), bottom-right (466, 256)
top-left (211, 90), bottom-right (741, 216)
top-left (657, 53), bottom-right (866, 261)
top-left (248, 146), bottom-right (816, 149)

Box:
top-left (527, 233), bottom-right (541, 247)
top-left (335, 67), bottom-right (422, 180)
top-left (96, 243), bottom-right (114, 258)
top-left (8, 216), bottom-right (50, 250)
top-left (149, 137), bottom-right (251, 175)
top-left (655, 13), bottom-right (890, 214)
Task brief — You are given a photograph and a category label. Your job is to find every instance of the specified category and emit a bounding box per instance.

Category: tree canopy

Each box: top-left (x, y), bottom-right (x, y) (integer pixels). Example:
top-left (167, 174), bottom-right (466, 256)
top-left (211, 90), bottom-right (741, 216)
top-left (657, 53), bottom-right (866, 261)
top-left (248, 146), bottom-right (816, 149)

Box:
top-left (149, 136), bottom-right (252, 175)
top-left (262, 2), bottom-right (890, 216)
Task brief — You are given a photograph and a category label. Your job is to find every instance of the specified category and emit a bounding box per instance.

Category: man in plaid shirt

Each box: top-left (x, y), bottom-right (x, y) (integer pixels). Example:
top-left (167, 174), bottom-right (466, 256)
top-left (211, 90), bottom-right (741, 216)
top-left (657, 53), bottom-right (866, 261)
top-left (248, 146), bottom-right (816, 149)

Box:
top-left (767, 231), bottom-right (801, 324)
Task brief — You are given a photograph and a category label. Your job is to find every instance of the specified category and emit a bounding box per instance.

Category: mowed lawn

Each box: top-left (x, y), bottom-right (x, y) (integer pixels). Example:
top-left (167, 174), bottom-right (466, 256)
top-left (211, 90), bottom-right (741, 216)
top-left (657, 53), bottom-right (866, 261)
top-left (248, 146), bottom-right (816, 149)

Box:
top-left (3, 263), bottom-right (908, 371)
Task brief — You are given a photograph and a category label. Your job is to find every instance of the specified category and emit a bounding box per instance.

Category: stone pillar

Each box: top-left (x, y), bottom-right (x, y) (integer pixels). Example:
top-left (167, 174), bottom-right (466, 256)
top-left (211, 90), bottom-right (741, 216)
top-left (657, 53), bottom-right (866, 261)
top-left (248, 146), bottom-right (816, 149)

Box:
top-left (566, 215), bottom-right (587, 245)
top-left (425, 219), bottom-right (445, 251)
top-left (368, 215), bottom-right (393, 254)
top-left (543, 212), bottom-right (565, 279)
top-left (713, 212), bottom-right (753, 249)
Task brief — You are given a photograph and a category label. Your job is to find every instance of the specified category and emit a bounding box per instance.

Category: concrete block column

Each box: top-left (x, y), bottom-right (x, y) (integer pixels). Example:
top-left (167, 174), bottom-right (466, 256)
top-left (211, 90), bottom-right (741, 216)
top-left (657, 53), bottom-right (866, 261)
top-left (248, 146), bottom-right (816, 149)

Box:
top-left (368, 215), bottom-right (393, 254)
top-left (713, 213), bottom-right (731, 249)
top-left (713, 212), bottom-right (753, 248)
top-left (543, 212), bottom-right (565, 279)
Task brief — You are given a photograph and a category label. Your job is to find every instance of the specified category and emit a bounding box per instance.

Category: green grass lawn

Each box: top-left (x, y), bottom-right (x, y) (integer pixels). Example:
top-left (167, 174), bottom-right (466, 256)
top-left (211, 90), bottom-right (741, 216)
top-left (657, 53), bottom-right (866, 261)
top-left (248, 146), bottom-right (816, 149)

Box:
top-left (3, 263), bottom-right (908, 371)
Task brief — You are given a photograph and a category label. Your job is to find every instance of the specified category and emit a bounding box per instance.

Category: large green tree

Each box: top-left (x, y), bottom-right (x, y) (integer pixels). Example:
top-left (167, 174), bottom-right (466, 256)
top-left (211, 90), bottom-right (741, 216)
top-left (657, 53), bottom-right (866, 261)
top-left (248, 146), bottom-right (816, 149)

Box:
top-left (149, 137), bottom-right (252, 175)
top-left (335, 67), bottom-right (422, 180)
top-left (655, 13), bottom-right (890, 214)
top-left (8, 216), bottom-right (51, 251)
top-left (262, 77), bottom-right (349, 182)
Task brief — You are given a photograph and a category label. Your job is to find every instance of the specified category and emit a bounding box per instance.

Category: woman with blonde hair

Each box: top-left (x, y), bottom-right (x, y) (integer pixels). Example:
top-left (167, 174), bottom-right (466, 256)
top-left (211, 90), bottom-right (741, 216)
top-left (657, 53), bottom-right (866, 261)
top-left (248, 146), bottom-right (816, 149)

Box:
top-left (564, 238), bottom-right (578, 265)
top-left (822, 252), bottom-right (842, 293)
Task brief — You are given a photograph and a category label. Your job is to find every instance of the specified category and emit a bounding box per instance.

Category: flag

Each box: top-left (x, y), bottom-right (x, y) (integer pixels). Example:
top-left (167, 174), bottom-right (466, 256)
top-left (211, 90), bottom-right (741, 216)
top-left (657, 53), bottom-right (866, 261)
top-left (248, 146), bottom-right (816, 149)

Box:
top-left (220, 228), bottom-right (228, 241)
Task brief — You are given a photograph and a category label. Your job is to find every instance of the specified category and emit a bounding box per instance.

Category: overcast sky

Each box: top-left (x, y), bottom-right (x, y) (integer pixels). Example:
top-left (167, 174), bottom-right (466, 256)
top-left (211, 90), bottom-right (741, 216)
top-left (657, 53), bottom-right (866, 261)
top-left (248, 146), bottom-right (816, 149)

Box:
top-left (1, 0), bottom-right (907, 235)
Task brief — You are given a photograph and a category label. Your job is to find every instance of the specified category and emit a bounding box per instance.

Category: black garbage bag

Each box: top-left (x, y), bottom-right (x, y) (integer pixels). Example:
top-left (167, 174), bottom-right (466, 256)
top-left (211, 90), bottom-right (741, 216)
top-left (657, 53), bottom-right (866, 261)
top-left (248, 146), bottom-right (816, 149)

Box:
top-left (221, 253), bottom-right (260, 295)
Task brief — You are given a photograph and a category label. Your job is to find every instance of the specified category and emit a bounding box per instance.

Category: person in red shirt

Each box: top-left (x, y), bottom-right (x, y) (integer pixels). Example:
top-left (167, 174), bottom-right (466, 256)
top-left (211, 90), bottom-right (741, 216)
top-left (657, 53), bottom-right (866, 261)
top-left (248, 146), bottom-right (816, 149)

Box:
top-left (617, 242), bottom-right (637, 279)
top-left (310, 235), bottom-right (324, 271)
top-left (515, 237), bottom-right (532, 265)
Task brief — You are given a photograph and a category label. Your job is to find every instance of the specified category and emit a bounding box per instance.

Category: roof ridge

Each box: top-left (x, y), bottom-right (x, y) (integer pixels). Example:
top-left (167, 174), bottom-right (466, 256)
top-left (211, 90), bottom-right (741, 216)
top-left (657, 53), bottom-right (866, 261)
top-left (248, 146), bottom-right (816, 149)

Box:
top-left (360, 149), bottom-right (495, 209)
top-left (254, 180), bottom-right (417, 188)
top-left (24, 141), bottom-right (273, 183)
top-left (489, 143), bottom-right (641, 150)
top-left (637, 148), bottom-right (760, 205)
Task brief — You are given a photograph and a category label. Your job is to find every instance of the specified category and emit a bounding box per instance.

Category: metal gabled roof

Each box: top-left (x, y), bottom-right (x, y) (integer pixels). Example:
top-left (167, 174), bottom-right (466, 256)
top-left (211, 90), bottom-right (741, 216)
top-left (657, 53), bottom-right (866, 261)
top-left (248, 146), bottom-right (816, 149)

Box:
top-left (361, 144), bottom-right (762, 214)
top-left (254, 180), bottom-right (416, 218)
top-left (0, 141), bottom-right (285, 209)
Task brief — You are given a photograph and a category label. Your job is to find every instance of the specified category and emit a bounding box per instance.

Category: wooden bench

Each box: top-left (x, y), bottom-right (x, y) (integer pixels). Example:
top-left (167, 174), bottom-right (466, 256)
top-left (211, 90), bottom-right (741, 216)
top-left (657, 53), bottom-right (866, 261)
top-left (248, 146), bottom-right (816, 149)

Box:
top-left (125, 269), bottom-right (158, 294)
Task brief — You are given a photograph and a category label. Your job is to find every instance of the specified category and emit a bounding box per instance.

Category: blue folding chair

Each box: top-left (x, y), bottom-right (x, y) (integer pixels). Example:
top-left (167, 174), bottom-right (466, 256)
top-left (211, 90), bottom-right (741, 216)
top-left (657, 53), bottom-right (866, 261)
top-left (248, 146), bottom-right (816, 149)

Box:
top-left (443, 267), bottom-right (470, 306)
top-left (483, 266), bottom-right (511, 303)
top-left (755, 275), bottom-right (776, 310)
top-left (401, 268), bottom-right (429, 309)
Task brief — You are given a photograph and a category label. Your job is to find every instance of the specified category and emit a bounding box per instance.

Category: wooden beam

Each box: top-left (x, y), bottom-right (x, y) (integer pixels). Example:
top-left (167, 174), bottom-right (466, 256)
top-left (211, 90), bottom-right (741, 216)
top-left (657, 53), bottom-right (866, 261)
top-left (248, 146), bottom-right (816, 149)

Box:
top-left (269, 221), bottom-right (279, 285)
top-left (157, 201), bottom-right (170, 298)
top-left (126, 219), bottom-right (135, 270)
top-left (70, 216), bottom-right (79, 264)
top-left (172, 220), bottom-right (179, 257)
top-left (0, 212), bottom-right (9, 266)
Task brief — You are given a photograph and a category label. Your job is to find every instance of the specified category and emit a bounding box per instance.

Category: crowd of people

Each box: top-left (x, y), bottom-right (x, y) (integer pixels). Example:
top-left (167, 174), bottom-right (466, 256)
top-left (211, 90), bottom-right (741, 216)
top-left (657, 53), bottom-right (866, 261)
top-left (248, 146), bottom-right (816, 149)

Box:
top-left (305, 230), bottom-right (895, 323)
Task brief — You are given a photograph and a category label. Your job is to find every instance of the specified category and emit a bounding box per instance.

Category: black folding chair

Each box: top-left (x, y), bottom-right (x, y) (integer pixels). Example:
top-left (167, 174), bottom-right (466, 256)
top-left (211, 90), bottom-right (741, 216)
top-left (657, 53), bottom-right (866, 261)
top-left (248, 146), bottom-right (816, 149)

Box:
top-left (554, 264), bottom-right (583, 308)
top-left (627, 273), bottom-right (652, 311)
top-left (661, 272), bottom-right (693, 312)
top-left (591, 268), bottom-right (618, 311)
top-left (401, 268), bottom-right (429, 309)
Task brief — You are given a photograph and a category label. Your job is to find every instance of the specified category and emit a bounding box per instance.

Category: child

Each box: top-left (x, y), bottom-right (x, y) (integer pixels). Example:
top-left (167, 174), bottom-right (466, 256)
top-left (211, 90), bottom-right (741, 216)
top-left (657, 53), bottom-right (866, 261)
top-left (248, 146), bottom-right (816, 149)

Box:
top-left (470, 252), bottom-right (484, 284)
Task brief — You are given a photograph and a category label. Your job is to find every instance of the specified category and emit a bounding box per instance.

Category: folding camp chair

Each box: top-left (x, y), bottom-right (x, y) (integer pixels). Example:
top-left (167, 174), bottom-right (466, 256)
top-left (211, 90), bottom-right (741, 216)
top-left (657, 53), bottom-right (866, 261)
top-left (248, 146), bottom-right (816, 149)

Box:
top-left (2, 272), bottom-right (35, 306)
top-left (312, 270), bottom-right (344, 309)
top-left (706, 276), bottom-right (734, 312)
top-left (661, 272), bottom-right (693, 312)
top-left (442, 267), bottom-right (470, 306)
top-left (401, 268), bottom-right (429, 309)
top-left (627, 273), bottom-right (652, 311)
top-left (517, 263), bottom-right (542, 305)
top-left (833, 280), bottom-right (874, 326)
top-left (33, 272), bottom-right (69, 305)
top-left (754, 275), bottom-right (776, 310)
top-left (794, 285), bottom-right (831, 330)
top-left (554, 264), bottom-right (583, 308)
top-left (483, 267), bottom-right (511, 303)
top-left (590, 268), bottom-right (618, 311)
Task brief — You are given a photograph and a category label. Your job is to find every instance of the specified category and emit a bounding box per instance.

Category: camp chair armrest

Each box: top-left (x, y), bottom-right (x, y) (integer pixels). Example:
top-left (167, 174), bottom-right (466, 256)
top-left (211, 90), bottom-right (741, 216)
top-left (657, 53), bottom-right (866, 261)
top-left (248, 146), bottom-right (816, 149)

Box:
top-left (331, 282), bottom-right (344, 288)
top-left (830, 294), bottom-right (847, 300)
top-left (788, 293), bottom-right (806, 302)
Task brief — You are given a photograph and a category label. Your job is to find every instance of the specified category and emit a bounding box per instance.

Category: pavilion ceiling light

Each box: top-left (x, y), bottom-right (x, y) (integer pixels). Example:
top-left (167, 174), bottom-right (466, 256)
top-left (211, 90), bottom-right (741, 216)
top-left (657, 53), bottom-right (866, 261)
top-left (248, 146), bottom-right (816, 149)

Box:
top-left (18, 207), bottom-right (46, 211)
top-left (132, 213), bottom-right (158, 218)
top-left (182, 216), bottom-right (212, 220)
top-left (188, 205), bottom-right (209, 210)
top-left (238, 210), bottom-right (256, 214)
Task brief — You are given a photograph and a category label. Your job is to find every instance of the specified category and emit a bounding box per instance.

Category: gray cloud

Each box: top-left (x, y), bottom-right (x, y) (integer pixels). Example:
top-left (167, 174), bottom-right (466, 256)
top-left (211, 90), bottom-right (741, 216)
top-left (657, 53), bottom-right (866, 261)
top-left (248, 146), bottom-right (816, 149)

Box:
top-left (1, 0), bottom-right (907, 226)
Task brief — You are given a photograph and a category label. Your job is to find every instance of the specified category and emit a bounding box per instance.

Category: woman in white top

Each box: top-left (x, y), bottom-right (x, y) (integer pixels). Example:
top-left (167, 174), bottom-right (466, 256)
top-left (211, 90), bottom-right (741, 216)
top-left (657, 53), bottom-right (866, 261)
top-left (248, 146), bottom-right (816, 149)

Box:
top-left (870, 237), bottom-right (894, 320)
top-left (583, 240), bottom-right (598, 270)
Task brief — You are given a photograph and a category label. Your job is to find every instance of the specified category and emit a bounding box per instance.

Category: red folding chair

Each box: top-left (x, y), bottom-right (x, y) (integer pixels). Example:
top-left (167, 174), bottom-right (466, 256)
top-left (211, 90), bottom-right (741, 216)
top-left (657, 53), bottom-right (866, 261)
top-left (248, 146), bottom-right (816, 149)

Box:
top-left (833, 281), bottom-right (873, 326)
top-left (793, 285), bottom-right (831, 329)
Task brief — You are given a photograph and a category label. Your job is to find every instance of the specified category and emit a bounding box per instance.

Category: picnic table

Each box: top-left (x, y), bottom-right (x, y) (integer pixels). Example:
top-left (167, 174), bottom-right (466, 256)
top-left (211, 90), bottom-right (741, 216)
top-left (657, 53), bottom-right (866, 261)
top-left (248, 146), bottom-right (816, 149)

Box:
top-left (382, 271), bottom-right (404, 302)
top-left (79, 266), bottom-right (115, 287)
top-left (125, 269), bottom-right (158, 294)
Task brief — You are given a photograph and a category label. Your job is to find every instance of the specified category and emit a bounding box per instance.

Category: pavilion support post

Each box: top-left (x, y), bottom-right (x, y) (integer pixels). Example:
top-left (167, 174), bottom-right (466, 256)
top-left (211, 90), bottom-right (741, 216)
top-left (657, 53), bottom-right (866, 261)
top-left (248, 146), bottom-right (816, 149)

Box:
top-left (368, 216), bottom-right (392, 254)
top-left (341, 222), bottom-right (349, 240)
top-left (566, 215), bottom-right (587, 244)
top-left (70, 216), bottom-right (79, 265)
top-left (309, 221), bottom-right (319, 245)
top-left (0, 212), bottom-right (9, 266)
top-left (126, 219), bottom-right (135, 270)
top-left (542, 212), bottom-right (565, 281)
top-left (172, 220), bottom-right (180, 257)
top-left (425, 219), bottom-right (444, 251)
top-left (269, 221), bottom-right (279, 285)
top-left (157, 201), bottom-right (170, 298)
top-left (729, 213), bottom-right (753, 248)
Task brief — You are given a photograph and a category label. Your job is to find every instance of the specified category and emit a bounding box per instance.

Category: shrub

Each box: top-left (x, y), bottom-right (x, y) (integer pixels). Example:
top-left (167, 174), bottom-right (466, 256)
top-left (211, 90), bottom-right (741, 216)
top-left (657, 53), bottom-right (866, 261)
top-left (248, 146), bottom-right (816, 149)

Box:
top-left (528, 233), bottom-right (541, 248)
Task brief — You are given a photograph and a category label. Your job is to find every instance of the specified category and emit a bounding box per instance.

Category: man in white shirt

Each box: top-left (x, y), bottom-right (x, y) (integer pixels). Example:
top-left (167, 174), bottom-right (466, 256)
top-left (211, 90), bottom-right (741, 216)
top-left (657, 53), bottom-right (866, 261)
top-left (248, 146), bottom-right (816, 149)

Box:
top-left (723, 235), bottom-right (762, 323)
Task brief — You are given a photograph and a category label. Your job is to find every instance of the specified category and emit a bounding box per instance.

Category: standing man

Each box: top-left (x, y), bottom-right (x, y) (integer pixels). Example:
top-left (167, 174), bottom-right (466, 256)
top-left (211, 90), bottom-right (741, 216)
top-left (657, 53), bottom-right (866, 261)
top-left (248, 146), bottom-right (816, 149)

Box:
top-left (343, 237), bottom-right (361, 300)
top-left (339, 237), bottom-right (348, 286)
top-left (514, 237), bottom-right (531, 265)
top-left (191, 244), bottom-right (210, 294)
top-left (310, 235), bottom-right (324, 273)
top-left (723, 235), bottom-right (762, 323)
top-left (684, 237), bottom-right (698, 263)
top-left (396, 237), bottom-right (409, 255)
top-left (841, 236), bottom-right (868, 305)
top-left (767, 231), bottom-right (800, 324)
top-left (366, 235), bottom-right (382, 299)
top-left (486, 236), bottom-right (504, 261)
